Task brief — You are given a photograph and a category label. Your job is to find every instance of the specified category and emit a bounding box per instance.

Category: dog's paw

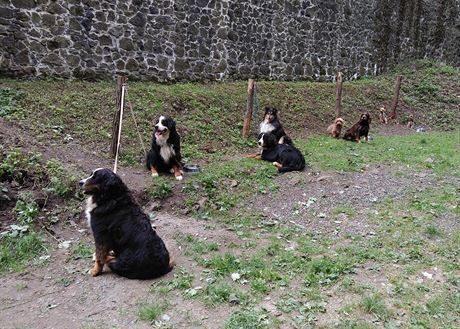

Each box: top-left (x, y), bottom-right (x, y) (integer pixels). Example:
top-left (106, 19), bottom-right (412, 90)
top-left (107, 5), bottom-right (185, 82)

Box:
top-left (175, 175), bottom-right (183, 181)
top-left (90, 267), bottom-right (101, 277)
top-left (151, 172), bottom-right (159, 177)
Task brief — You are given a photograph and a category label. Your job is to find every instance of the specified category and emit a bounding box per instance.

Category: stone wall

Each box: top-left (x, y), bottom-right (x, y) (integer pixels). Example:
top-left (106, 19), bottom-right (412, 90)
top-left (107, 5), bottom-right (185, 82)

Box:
top-left (0, 0), bottom-right (458, 81)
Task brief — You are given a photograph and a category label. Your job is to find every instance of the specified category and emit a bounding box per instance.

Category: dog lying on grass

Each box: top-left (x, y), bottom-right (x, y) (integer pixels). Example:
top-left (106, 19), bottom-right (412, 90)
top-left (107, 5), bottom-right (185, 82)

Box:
top-left (80, 168), bottom-right (174, 279)
top-left (257, 133), bottom-right (305, 173)
top-left (343, 112), bottom-right (371, 143)
top-left (326, 118), bottom-right (344, 138)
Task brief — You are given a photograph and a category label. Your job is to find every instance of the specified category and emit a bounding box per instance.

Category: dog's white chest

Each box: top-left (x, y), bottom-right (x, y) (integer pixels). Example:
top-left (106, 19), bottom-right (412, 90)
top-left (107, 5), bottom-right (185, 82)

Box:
top-left (260, 121), bottom-right (275, 134)
top-left (160, 144), bottom-right (176, 162)
top-left (85, 196), bottom-right (97, 227)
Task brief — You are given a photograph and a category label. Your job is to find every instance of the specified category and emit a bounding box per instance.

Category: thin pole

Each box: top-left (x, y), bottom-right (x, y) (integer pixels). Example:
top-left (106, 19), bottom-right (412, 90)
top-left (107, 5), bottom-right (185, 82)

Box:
top-left (113, 83), bottom-right (126, 173)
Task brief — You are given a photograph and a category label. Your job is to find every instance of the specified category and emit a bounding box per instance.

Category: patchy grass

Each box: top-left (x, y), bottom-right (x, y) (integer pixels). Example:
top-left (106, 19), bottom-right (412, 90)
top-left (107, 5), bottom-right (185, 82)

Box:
top-left (225, 308), bottom-right (279, 329)
top-left (301, 132), bottom-right (460, 174)
top-left (0, 229), bottom-right (47, 273)
top-left (1, 60), bottom-right (458, 165)
top-left (138, 301), bottom-right (169, 324)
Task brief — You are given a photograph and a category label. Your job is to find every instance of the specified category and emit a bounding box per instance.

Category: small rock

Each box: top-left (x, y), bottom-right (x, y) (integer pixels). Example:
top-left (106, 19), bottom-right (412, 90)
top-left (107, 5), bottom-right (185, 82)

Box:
top-left (425, 158), bottom-right (434, 164)
top-left (161, 314), bottom-right (170, 322)
top-left (422, 272), bottom-right (433, 280)
top-left (230, 180), bottom-right (238, 188)
top-left (317, 213), bottom-right (326, 218)
top-left (228, 293), bottom-right (240, 305)
top-left (231, 273), bottom-right (240, 281)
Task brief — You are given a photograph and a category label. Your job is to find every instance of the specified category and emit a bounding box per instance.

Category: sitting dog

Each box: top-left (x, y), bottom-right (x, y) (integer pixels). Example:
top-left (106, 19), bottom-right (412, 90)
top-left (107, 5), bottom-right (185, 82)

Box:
top-left (343, 112), bottom-right (371, 143)
top-left (326, 118), bottom-right (344, 138)
top-left (379, 107), bottom-right (388, 124)
top-left (257, 133), bottom-right (305, 173)
top-left (259, 107), bottom-right (292, 145)
top-left (79, 168), bottom-right (174, 279)
top-left (146, 115), bottom-right (183, 180)
top-left (406, 114), bottom-right (414, 129)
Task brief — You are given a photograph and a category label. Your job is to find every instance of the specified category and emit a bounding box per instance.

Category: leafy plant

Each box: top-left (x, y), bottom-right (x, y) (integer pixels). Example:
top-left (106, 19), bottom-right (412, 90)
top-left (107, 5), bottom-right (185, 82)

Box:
top-left (13, 192), bottom-right (39, 224)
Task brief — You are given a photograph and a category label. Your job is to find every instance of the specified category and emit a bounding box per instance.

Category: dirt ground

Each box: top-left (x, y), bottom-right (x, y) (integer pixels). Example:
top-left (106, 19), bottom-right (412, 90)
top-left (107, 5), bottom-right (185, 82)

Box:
top-left (0, 118), bottom-right (458, 329)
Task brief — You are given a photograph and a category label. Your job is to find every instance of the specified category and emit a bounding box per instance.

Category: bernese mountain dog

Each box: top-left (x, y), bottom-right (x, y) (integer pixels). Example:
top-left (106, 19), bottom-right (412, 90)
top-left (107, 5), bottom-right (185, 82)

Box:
top-left (259, 107), bottom-right (292, 145)
top-left (146, 115), bottom-right (183, 180)
top-left (79, 168), bottom-right (174, 279)
top-left (257, 133), bottom-right (305, 173)
top-left (343, 112), bottom-right (371, 143)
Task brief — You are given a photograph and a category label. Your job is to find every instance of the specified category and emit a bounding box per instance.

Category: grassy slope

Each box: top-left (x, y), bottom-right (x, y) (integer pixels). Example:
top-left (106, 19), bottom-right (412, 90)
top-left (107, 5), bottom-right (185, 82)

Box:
top-left (0, 60), bottom-right (458, 165)
top-left (0, 60), bottom-right (459, 328)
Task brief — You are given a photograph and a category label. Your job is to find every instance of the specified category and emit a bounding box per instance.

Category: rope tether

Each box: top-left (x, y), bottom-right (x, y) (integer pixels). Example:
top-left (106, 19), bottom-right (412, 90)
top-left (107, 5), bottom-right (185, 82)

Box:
top-left (125, 89), bottom-right (147, 158)
top-left (113, 83), bottom-right (126, 173)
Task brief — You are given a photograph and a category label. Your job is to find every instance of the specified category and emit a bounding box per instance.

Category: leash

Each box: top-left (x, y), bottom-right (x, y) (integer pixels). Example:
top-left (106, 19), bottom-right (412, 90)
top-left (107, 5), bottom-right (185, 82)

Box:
top-left (125, 88), bottom-right (147, 158)
top-left (113, 82), bottom-right (126, 174)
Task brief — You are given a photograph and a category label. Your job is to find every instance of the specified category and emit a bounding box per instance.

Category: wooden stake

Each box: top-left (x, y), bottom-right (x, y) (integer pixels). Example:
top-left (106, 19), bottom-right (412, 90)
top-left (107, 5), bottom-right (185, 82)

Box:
top-left (390, 75), bottom-right (402, 121)
top-left (335, 72), bottom-right (343, 118)
top-left (110, 76), bottom-right (127, 157)
top-left (242, 79), bottom-right (255, 138)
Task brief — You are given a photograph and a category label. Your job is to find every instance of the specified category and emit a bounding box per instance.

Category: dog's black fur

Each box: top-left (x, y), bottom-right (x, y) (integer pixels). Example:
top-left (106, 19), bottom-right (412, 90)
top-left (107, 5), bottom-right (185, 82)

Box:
top-left (258, 133), bottom-right (305, 173)
top-left (343, 112), bottom-right (372, 142)
top-left (259, 107), bottom-right (292, 145)
top-left (146, 115), bottom-right (183, 179)
top-left (80, 168), bottom-right (173, 279)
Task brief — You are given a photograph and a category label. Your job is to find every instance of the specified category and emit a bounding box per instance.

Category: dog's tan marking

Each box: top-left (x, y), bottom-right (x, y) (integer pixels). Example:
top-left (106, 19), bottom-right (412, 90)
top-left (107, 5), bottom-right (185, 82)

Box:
top-left (150, 166), bottom-right (159, 177)
top-left (273, 162), bottom-right (283, 169)
top-left (91, 243), bottom-right (110, 277)
top-left (173, 165), bottom-right (183, 181)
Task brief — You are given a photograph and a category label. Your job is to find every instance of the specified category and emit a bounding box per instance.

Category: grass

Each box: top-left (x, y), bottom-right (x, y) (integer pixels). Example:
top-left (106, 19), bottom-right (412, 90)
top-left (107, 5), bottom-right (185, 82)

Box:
top-left (0, 60), bottom-right (459, 328)
top-left (301, 132), bottom-right (460, 174)
top-left (0, 230), bottom-right (47, 273)
top-left (225, 308), bottom-right (279, 329)
top-left (360, 294), bottom-right (390, 321)
top-left (138, 301), bottom-right (169, 324)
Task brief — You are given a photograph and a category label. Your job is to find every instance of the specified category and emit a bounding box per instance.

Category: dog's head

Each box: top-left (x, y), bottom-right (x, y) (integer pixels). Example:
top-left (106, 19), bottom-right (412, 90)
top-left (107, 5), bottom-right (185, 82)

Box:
top-left (359, 112), bottom-right (371, 124)
top-left (79, 168), bottom-right (127, 198)
top-left (154, 115), bottom-right (176, 141)
top-left (257, 133), bottom-right (277, 149)
top-left (263, 107), bottom-right (278, 123)
top-left (335, 118), bottom-right (344, 127)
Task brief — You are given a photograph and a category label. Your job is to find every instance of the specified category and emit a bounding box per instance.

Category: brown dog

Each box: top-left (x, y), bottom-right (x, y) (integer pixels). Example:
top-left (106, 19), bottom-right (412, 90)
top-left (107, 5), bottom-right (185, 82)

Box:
top-left (343, 112), bottom-right (371, 143)
top-left (379, 107), bottom-right (388, 124)
top-left (407, 114), bottom-right (414, 129)
top-left (326, 118), bottom-right (344, 138)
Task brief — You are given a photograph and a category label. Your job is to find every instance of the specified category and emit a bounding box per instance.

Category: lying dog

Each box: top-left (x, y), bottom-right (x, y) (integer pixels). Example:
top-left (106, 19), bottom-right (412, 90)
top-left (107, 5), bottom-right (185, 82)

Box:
top-left (79, 168), bottom-right (174, 279)
top-left (379, 107), bottom-right (388, 124)
top-left (343, 112), bottom-right (371, 143)
top-left (146, 115), bottom-right (183, 180)
top-left (326, 118), bottom-right (344, 138)
top-left (259, 107), bottom-right (292, 145)
top-left (257, 133), bottom-right (305, 173)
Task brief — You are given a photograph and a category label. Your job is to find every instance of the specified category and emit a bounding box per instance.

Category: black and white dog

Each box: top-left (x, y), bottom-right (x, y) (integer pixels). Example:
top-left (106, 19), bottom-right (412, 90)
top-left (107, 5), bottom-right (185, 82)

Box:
top-left (257, 133), bottom-right (305, 173)
top-left (79, 168), bottom-right (174, 279)
top-left (259, 107), bottom-right (292, 145)
top-left (146, 115), bottom-right (183, 180)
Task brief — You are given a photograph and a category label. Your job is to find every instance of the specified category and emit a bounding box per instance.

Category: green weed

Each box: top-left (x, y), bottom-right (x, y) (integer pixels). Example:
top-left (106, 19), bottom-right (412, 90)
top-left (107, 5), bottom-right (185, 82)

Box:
top-left (138, 301), bottom-right (169, 324)
top-left (225, 308), bottom-right (279, 329)
top-left (0, 230), bottom-right (47, 273)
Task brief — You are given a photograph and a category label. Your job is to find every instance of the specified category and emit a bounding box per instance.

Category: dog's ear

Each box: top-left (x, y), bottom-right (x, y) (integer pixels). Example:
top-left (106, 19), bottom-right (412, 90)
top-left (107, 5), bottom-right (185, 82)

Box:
top-left (102, 173), bottom-right (125, 196)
